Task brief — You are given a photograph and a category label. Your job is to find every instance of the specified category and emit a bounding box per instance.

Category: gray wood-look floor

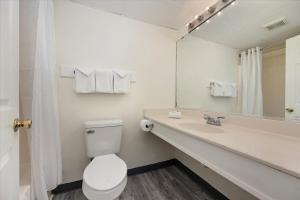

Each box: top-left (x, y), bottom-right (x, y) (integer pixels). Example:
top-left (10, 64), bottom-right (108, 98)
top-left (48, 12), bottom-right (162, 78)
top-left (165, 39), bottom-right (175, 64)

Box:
top-left (53, 166), bottom-right (222, 200)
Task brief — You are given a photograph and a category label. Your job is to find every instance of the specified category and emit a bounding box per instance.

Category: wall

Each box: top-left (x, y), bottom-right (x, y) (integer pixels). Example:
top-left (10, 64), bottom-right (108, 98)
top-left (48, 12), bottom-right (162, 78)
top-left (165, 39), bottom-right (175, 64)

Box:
top-left (177, 34), bottom-right (239, 113)
top-left (262, 48), bottom-right (285, 118)
top-left (54, 0), bottom-right (176, 183)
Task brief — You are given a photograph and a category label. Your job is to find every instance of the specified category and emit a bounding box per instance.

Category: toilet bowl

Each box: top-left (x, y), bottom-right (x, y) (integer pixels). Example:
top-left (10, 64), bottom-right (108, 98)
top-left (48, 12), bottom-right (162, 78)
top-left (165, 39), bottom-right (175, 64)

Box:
top-left (82, 154), bottom-right (127, 200)
top-left (82, 120), bottom-right (127, 200)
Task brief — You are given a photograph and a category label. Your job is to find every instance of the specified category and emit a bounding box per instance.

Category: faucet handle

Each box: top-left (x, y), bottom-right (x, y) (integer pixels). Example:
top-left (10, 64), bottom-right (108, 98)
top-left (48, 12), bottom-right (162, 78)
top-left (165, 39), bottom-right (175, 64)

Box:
top-left (215, 116), bottom-right (225, 126)
top-left (203, 114), bottom-right (210, 119)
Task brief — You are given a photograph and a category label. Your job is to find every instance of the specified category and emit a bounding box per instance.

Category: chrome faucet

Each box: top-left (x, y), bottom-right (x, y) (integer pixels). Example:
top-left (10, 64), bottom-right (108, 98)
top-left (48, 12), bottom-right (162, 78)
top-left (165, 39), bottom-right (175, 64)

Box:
top-left (204, 114), bottom-right (225, 126)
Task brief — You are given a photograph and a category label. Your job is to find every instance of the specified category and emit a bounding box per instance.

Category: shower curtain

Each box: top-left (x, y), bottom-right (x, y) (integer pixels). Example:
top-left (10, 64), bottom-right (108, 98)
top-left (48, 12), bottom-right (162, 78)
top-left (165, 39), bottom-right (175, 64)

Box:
top-left (239, 47), bottom-right (263, 116)
top-left (30, 0), bottom-right (62, 199)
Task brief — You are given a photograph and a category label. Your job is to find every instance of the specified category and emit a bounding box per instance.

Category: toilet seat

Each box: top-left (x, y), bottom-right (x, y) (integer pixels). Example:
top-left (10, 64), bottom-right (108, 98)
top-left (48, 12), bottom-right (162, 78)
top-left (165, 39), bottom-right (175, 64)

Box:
top-left (82, 154), bottom-right (127, 200)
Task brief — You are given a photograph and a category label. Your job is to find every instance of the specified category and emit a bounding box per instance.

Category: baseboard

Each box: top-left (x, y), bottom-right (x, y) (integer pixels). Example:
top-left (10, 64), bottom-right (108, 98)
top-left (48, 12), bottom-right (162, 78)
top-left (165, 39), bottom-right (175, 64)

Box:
top-left (173, 159), bottom-right (229, 200)
top-left (127, 159), bottom-right (176, 176)
top-left (51, 180), bottom-right (82, 194)
top-left (51, 158), bottom-right (227, 200)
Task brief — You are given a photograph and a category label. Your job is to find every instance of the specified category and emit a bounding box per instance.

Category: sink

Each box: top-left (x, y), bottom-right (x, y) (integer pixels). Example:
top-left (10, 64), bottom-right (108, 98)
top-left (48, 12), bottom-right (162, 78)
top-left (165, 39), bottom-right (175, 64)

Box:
top-left (179, 122), bottom-right (224, 134)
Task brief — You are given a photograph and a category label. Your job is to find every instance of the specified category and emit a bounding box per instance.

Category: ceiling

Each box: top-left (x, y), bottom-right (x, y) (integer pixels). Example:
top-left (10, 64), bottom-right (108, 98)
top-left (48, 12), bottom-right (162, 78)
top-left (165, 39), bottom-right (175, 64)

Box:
top-left (70, 0), bottom-right (217, 30)
top-left (190, 0), bottom-right (300, 50)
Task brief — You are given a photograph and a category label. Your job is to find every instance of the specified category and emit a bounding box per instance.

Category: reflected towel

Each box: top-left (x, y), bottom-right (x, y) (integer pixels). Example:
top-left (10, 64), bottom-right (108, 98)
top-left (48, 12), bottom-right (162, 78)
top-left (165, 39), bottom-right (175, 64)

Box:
top-left (210, 81), bottom-right (224, 96)
top-left (224, 82), bottom-right (237, 97)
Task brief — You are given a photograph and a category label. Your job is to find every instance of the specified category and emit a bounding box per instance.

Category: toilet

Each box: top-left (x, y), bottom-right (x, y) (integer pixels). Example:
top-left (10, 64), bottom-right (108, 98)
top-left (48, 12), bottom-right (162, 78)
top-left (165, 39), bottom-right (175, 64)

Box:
top-left (82, 120), bottom-right (127, 200)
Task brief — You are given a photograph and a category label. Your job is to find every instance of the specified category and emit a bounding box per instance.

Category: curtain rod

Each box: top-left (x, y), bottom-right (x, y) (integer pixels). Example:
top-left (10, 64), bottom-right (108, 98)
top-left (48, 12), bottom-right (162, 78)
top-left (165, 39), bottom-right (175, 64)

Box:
top-left (238, 48), bottom-right (263, 57)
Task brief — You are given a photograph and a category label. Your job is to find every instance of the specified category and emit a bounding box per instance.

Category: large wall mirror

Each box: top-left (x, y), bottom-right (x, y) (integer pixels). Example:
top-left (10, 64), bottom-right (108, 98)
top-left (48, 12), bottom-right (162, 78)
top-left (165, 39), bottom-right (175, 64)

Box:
top-left (176, 0), bottom-right (300, 120)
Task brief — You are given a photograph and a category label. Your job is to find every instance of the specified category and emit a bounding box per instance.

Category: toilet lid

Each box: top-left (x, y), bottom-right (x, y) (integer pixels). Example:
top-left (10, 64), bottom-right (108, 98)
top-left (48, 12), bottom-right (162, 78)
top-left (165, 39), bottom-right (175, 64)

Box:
top-left (83, 154), bottom-right (127, 191)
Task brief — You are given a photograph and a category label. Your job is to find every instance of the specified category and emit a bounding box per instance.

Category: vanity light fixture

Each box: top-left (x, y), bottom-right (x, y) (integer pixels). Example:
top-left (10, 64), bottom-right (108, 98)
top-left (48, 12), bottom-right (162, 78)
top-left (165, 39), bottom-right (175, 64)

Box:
top-left (188, 22), bottom-right (195, 30)
top-left (187, 0), bottom-right (236, 33)
top-left (197, 15), bottom-right (204, 22)
top-left (208, 6), bottom-right (216, 14)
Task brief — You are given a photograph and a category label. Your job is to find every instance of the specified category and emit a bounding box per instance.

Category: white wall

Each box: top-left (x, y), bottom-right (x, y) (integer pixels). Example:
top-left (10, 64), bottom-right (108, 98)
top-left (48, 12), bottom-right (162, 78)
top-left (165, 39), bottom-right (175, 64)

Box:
top-left (54, 0), bottom-right (177, 183)
top-left (177, 35), bottom-right (239, 113)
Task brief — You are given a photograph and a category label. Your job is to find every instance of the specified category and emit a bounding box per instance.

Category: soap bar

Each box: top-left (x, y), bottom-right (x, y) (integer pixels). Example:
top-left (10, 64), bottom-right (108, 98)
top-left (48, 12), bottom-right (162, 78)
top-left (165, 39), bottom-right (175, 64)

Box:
top-left (168, 111), bottom-right (182, 119)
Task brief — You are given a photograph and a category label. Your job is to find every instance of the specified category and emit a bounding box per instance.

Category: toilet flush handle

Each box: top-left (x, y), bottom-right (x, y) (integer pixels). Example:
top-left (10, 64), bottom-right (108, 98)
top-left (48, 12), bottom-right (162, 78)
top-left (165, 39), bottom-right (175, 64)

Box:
top-left (86, 129), bottom-right (95, 134)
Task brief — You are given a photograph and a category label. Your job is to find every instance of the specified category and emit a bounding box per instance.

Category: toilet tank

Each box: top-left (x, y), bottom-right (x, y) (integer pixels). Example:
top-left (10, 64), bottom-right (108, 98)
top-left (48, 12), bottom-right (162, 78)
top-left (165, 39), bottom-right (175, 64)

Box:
top-left (84, 120), bottom-right (123, 158)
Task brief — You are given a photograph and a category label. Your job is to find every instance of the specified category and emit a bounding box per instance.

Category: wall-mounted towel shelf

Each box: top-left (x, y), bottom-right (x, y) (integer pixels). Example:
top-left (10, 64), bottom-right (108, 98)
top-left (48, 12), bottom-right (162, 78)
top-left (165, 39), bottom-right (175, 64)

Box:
top-left (208, 80), bottom-right (237, 97)
top-left (60, 65), bottom-right (136, 81)
top-left (60, 64), bottom-right (136, 94)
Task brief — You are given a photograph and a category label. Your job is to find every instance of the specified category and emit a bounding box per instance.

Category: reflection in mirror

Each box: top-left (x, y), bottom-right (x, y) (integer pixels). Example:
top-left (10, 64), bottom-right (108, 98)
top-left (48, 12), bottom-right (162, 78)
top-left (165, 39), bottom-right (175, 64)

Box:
top-left (176, 0), bottom-right (300, 120)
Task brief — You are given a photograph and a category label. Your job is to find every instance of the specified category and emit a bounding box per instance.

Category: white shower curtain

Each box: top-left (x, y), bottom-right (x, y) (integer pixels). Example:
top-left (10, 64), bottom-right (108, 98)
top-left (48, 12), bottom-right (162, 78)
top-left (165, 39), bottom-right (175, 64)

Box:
top-left (239, 47), bottom-right (263, 116)
top-left (30, 0), bottom-right (62, 199)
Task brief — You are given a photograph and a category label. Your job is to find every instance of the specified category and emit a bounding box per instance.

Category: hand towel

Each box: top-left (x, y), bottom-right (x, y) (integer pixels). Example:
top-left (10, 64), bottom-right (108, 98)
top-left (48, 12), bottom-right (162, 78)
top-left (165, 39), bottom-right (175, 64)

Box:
top-left (95, 69), bottom-right (113, 93)
top-left (113, 69), bottom-right (131, 93)
top-left (74, 67), bottom-right (95, 93)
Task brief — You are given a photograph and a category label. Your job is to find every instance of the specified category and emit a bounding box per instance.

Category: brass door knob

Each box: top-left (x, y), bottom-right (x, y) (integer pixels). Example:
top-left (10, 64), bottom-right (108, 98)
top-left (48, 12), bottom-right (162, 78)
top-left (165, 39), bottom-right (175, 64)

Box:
top-left (13, 118), bottom-right (32, 132)
top-left (285, 108), bottom-right (294, 113)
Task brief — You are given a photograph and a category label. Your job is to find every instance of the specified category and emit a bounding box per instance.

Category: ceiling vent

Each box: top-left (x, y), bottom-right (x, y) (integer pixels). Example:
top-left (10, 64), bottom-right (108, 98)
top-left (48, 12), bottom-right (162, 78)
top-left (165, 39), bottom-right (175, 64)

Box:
top-left (263, 18), bottom-right (287, 31)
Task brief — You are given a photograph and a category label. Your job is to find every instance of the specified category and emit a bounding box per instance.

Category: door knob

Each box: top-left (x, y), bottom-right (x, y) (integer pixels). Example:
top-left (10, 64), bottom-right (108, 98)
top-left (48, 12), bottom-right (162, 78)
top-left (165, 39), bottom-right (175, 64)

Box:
top-left (285, 108), bottom-right (294, 113)
top-left (13, 118), bottom-right (32, 132)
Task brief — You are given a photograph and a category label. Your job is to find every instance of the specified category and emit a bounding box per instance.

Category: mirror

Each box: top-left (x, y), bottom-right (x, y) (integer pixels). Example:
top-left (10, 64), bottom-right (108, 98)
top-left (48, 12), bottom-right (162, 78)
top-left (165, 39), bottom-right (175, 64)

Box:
top-left (176, 0), bottom-right (300, 120)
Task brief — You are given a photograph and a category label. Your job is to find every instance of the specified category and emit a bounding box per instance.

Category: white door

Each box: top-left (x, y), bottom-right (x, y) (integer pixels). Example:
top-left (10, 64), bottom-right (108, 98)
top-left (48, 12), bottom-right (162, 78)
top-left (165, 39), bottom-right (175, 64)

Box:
top-left (0, 1), bottom-right (20, 199)
top-left (286, 34), bottom-right (300, 120)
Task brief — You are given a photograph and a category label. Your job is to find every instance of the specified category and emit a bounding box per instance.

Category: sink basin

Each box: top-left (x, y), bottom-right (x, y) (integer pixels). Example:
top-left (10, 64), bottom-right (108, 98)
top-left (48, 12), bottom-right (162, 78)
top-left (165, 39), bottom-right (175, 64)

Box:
top-left (179, 122), bottom-right (224, 134)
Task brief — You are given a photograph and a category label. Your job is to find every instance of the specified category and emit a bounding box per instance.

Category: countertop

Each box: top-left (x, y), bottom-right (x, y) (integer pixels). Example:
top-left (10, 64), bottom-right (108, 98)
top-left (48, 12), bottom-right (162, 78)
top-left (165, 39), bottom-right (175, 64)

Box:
top-left (144, 111), bottom-right (300, 179)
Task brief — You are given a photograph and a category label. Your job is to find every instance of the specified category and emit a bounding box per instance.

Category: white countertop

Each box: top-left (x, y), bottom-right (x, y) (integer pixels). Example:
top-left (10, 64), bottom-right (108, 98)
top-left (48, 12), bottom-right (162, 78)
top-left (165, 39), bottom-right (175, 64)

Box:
top-left (144, 111), bottom-right (300, 179)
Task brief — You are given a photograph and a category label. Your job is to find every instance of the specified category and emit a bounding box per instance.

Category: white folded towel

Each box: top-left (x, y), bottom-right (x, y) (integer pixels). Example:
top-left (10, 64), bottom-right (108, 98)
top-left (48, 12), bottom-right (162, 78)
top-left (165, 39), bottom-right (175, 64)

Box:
top-left (210, 81), bottom-right (224, 96)
top-left (74, 67), bottom-right (95, 93)
top-left (224, 82), bottom-right (237, 97)
top-left (113, 69), bottom-right (131, 93)
top-left (95, 69), bottom-right (113, 93)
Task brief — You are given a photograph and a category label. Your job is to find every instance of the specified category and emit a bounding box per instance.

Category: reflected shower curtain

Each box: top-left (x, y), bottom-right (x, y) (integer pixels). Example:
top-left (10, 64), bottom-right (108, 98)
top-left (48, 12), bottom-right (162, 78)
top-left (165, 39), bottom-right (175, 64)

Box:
top-left (31, 0), bottom-right (62, 199)
top-left (239, 47), bottom-right (263, 116)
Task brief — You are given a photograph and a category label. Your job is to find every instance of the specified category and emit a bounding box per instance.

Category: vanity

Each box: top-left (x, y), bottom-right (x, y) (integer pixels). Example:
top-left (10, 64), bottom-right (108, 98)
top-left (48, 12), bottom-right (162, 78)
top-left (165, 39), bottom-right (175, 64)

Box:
top-left (148, 1), bottom-right (300, 199)
top-left (144, 109), bottom-right (300, 200)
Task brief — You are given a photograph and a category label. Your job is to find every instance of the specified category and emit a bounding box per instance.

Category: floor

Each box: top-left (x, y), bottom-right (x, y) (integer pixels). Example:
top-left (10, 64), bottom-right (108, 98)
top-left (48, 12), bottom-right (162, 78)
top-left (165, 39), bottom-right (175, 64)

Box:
top-left (53, 165), bottom-right (226, 200)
